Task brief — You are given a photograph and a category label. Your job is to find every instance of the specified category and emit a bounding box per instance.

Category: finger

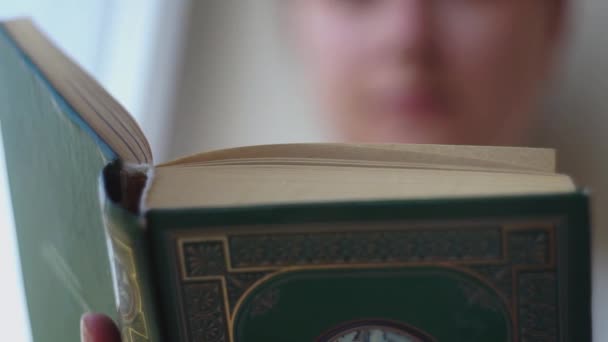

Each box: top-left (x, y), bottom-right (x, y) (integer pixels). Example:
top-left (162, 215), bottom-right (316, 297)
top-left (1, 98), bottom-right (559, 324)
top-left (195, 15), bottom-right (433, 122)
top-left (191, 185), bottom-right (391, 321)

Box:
top-left (80, 313), bottom-right (121, 342)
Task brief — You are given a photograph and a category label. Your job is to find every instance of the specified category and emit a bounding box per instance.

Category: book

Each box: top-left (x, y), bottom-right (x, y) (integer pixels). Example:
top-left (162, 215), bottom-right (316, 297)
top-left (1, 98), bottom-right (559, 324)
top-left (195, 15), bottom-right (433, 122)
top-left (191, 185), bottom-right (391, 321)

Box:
top-left (0, 18), bottom-right (591, 342)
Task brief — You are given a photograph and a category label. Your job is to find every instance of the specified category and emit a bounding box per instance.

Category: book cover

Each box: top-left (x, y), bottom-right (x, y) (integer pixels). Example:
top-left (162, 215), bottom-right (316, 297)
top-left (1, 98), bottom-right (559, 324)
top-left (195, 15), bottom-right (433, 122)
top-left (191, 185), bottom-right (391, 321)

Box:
top-left (0, 24), bottom-right (117, 341)
top-left (147, 194), bottom-right (591, 341)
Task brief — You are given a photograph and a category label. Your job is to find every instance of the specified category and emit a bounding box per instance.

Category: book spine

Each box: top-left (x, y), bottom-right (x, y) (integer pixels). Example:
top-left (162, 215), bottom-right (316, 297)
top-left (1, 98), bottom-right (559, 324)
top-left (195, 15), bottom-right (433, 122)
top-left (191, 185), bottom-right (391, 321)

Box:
top-left (100, 164), bottom-right (163, 342)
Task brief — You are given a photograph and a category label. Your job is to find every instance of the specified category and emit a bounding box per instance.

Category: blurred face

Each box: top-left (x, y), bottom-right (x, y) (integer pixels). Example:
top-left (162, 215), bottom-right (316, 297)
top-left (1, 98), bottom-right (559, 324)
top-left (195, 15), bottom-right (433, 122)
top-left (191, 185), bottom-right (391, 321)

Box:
top-left (291, 0), bottom-right (563, 145)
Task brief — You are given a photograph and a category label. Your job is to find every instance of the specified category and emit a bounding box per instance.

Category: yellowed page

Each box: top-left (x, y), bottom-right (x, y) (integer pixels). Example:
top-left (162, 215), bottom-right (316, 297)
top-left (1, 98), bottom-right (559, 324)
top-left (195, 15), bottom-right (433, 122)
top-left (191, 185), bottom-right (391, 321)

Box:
top-left (159, 143), bottom-right (554, 173)
top-left (145, 164), bottom-right (573, 209)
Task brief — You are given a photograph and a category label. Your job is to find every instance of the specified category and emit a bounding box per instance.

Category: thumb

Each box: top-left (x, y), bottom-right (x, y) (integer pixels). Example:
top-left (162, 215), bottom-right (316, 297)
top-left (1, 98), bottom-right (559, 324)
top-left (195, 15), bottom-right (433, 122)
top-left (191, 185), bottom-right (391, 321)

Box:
top-left (80, 313), bottom-right (121, 342)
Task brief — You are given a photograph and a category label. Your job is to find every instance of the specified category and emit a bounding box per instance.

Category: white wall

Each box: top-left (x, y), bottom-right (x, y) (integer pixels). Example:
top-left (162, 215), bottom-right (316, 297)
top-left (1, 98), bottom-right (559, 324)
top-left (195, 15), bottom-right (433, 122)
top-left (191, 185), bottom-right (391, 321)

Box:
top-left (167, 0), bottom-right (323, 158)
top-left (168, 1), bottom-right (608, 340)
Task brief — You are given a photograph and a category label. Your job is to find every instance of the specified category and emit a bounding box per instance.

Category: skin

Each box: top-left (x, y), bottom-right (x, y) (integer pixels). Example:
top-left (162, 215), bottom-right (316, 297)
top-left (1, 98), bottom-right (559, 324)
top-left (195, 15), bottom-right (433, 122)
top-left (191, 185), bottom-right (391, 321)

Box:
top-left (80, 314), bottom-right (121, 342)
top-left (81, 0), bottom-right (564, 340)
top-left (290, 0), bottom-right (564, 145)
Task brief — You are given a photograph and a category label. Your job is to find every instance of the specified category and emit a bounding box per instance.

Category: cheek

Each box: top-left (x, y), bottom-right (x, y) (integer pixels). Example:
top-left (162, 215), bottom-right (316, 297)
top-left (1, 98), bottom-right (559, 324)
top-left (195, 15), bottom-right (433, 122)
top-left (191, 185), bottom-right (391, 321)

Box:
top-left (296, 14), bottom-right (377, 132)
top-left (438, 7), bottom-right (548, 124)
top-left (299, 11), bottom-right (357, 72)
top-left (296, 8), bottom-right (371, 92)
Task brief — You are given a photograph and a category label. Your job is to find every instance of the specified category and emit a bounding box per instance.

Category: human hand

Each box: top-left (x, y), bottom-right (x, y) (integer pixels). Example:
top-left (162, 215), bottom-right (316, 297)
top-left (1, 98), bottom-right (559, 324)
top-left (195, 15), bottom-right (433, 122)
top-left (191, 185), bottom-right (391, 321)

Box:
top-left (80, 313), bottom-right (121, 342)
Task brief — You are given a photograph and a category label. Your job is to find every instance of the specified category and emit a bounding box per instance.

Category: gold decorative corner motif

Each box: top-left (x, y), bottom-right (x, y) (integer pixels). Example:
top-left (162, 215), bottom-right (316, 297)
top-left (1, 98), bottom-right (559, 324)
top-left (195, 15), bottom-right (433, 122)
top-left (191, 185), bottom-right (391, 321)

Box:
top-left (172, 219), bottom-right (561, 342)
top-left (109, 230), bottom-right (150, 342)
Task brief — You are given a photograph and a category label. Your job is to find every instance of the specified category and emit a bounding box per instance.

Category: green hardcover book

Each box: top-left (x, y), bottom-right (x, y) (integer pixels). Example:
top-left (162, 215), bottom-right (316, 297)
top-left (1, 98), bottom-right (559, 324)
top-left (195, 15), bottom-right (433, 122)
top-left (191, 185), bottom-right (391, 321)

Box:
top-left (0, 19), bottom-right (591, 342)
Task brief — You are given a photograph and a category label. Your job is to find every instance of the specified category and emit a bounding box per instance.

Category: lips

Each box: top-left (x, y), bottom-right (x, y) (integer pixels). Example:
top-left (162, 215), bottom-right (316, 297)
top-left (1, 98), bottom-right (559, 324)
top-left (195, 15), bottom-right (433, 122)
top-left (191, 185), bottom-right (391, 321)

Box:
top-left (377, 86), bottom-right (446, 119)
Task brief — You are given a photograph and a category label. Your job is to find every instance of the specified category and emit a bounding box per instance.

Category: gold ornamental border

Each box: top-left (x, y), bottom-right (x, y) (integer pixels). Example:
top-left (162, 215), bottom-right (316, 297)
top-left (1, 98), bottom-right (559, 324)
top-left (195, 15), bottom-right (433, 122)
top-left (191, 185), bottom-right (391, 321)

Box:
top-left (171, 217), bottom-right (560, 342)
top-left (106, 220), bottom-right (150, 342)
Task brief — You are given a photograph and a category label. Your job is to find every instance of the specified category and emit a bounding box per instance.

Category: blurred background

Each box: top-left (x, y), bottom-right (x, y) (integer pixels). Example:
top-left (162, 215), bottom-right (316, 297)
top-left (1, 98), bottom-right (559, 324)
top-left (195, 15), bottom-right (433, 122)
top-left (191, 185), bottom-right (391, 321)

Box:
top-left (1, 0), bottom-right (608, 341)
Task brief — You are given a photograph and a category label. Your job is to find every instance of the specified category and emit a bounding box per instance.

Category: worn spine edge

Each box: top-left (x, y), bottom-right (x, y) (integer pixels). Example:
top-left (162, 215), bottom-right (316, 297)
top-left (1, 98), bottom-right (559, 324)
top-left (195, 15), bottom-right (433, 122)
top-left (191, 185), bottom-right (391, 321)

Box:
top-left (101, 161), bottom-right (164, 342)
top-left (103, 160), bottom-right (150, 214)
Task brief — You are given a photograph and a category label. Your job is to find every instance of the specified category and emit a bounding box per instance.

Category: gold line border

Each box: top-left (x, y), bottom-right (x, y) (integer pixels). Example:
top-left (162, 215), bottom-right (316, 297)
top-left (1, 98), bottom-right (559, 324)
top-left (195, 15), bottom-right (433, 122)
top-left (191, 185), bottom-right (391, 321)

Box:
top-left (229, 262), bottom-right (515, 330)
top-left (110, 236), bottom-right (149, 341)
top-left (169, 216), bottom-right (563, 342)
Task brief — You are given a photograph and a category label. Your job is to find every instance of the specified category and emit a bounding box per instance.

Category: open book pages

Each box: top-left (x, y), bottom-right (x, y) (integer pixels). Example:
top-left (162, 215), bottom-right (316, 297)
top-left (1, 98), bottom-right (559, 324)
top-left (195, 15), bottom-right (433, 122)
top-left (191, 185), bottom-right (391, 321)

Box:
top-left (2, 18), bottom-right (152, 164)
top-left (145, 143), bottom-right (574, 209)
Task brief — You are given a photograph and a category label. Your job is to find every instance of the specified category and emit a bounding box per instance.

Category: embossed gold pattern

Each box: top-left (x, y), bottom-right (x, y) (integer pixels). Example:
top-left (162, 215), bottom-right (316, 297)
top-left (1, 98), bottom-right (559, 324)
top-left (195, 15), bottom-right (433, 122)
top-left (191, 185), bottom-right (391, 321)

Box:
top-left (182, 282), bottom-right (229, 342)
top-left (107, 222), bottom-right (150, 342)
top-left (170, 219), bottom-right (559, 342)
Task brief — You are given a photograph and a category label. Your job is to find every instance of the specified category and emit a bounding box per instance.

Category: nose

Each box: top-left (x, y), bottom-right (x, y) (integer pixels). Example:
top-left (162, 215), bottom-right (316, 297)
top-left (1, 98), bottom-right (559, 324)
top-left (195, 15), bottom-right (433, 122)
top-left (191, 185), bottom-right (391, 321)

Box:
top-left (375, 0), bottom-right (434, 61)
